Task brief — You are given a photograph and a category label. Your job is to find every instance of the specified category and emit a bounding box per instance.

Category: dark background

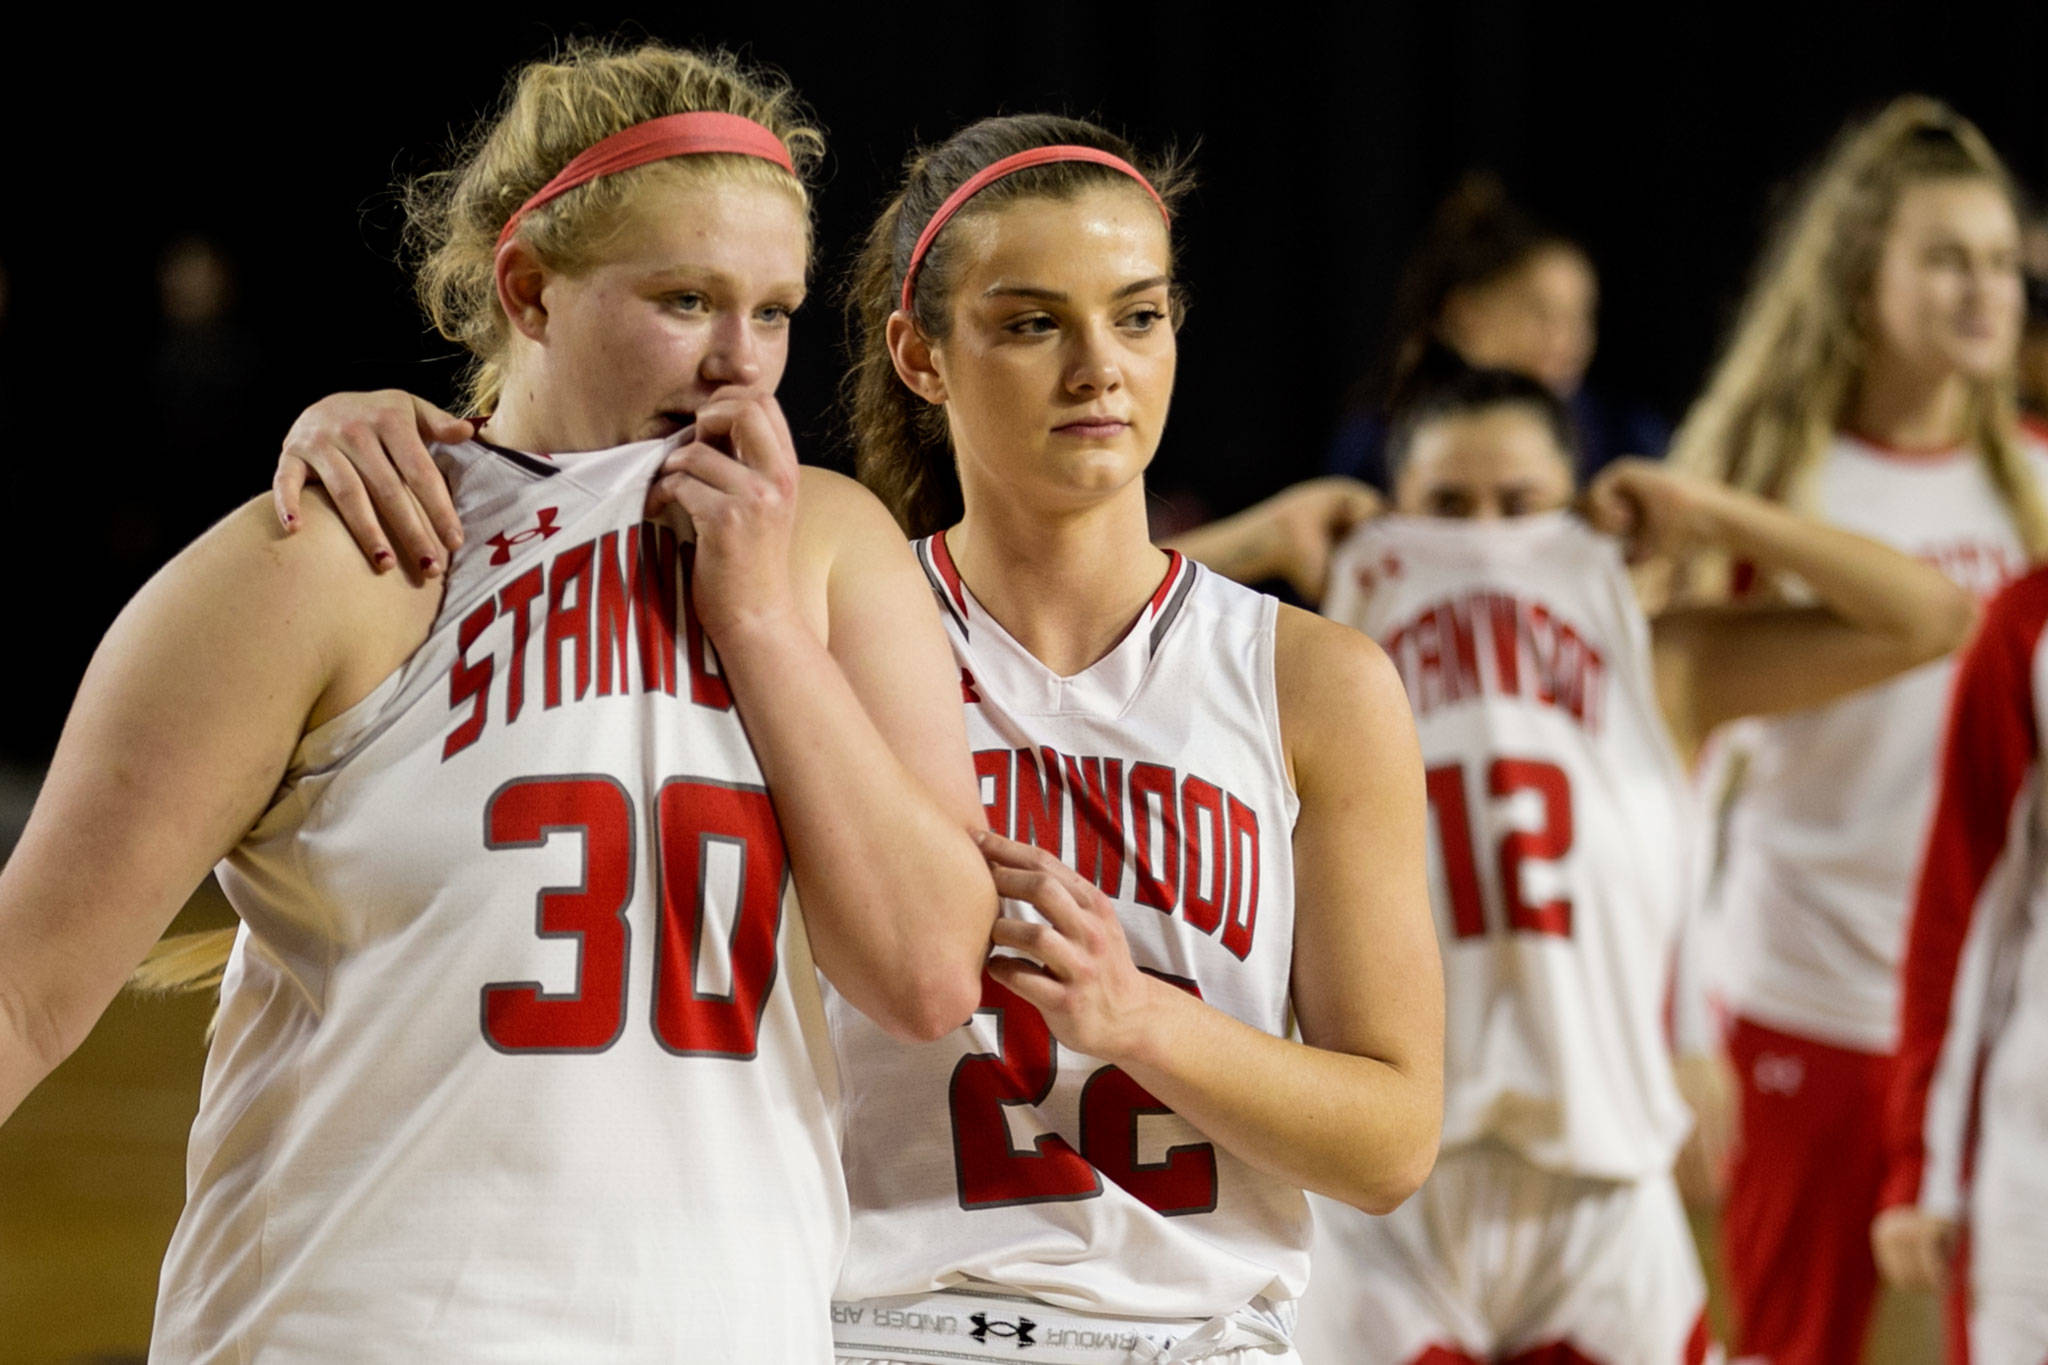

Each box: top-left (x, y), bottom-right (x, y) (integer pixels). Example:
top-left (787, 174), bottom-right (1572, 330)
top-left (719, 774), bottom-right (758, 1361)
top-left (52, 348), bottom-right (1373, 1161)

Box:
top-left (2, 3), bottom-right (2043, 762)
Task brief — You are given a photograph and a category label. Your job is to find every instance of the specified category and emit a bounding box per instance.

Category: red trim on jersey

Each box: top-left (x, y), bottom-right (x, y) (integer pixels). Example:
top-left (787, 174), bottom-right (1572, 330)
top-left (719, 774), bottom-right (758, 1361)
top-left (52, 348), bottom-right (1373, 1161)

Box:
top-left (929, 527), bottom-right (970, 615)
top-left (1683, 1311), bottom-right (1711, 1365)
top-left (1148, 550), bottom-right (1187, 616)
top-left (1883, 567), bottom-right (2048, 1210)
top-left (1842, 427), bottom-right (1968, 462)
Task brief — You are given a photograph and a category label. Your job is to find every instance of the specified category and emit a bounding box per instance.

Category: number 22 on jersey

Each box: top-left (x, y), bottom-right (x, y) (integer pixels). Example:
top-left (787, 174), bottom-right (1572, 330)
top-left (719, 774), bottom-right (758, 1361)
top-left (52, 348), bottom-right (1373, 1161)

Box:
top-left (1426, 756), bottom-right (1574, 939)
top-left (477, 774), bottom-right (787, 1057)
top-left (949, 970), bottom-right (1219, 1217)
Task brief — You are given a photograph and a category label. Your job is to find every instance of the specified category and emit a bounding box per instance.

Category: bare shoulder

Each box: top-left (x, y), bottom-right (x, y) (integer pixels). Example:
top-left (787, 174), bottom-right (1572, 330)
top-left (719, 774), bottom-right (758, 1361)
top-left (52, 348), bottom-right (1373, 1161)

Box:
top-left (193, 491), bottom-right (436, 623)
top-left (1274, 604), bottom-right (1407, 729)
top-left (1272, 603), bottom-right (1416, 792)
top-left (796, 466), bottom-right (901, 534)
top-left (794, 465), bottom-right (917, 571)
top-left (177, 492), bottom-right (442, 724)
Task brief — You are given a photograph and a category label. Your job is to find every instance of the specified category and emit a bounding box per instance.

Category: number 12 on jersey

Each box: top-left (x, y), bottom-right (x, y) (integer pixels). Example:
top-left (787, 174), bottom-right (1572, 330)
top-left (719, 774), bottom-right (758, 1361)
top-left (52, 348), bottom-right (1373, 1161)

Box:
top-left (1425, 756), bottom-right (1574, 939)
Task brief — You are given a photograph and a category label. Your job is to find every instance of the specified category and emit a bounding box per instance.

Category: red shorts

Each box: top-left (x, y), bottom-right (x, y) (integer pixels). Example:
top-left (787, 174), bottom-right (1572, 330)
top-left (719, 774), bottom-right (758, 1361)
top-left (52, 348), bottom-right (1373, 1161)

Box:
top-left (1722, 1015), bottom-right (1896, 1365)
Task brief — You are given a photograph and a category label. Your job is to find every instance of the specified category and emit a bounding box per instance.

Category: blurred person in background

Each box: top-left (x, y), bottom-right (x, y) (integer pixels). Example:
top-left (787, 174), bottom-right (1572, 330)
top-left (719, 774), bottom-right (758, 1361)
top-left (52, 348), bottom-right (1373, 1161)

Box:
top-left (99, 237), bottom-right (267, 598)
top-left (1877, 563), bottom-right (2048, 1365)
top-left (2019, 211), bottom-right (2048, 434)
top-left (1672, 94), bottom-right (2047, 1365)
top-left (1291, 354), bottom-right (1969, 1364)
top-left (1325, 172), bottom-right (1668, 492)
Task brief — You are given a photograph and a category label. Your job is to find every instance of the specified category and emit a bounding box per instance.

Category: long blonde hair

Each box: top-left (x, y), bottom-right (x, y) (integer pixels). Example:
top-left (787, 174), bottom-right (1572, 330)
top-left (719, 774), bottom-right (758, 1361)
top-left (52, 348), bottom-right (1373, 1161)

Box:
top-left (132, 39), bottom-right (822, 1000)
top-left (1671, 95), bottom-right (2048, 559)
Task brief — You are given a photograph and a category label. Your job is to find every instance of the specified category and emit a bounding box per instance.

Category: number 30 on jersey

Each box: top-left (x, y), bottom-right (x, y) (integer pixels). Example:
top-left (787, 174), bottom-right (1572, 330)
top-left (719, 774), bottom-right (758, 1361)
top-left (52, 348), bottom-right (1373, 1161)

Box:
top-left (476, 774), bottom-right (787, 1057)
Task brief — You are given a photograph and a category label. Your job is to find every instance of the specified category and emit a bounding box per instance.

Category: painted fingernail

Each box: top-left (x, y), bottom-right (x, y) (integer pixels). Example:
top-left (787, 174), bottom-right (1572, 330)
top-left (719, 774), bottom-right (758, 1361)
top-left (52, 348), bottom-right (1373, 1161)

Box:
top-left (373, 549), bottom-right (395, 569)
top-left (282, 513), bottom-right (297, 529)
top-left (420, 556), bottom-right (440, 575)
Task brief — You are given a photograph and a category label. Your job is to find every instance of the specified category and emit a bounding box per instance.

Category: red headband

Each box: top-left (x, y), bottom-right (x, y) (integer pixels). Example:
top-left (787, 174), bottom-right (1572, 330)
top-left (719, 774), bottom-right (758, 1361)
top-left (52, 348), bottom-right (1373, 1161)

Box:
top-left (898, 145), bottom-right (1169, 313)
top-left (496, 111), bottom-right (796, 253)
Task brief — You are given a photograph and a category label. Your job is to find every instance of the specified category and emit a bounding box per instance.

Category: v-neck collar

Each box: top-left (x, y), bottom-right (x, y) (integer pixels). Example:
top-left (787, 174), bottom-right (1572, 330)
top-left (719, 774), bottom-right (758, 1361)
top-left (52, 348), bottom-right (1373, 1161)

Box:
top-left (918, 528), bottom-right (1198, 717)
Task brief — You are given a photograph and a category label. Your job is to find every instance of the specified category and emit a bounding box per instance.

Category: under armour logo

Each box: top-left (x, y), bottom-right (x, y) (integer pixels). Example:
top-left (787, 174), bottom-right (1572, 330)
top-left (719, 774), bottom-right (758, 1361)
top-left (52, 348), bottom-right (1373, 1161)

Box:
top-left (486, 507), bottom-right (562, 565)
top-left (969, 1312), bottom-right (1036, 1348)
top-left (960, 668), bottom-right (982, 703)
top-left (1754, 1053), bottom-right (1804, 1096)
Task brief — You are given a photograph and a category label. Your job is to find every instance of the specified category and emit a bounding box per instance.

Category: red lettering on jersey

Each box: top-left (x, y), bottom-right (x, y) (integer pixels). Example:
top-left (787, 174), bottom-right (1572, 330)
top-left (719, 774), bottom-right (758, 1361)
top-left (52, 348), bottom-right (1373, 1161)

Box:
top-left (543, 541), bottom-right (594, 709)
top-left (1385, 590), bottom-right (1606, 735)
top-left (973, 745), bottom-right (1267, 958)
top-left (1013, 748), bottom-right (1064, 855)
top-left (1442, 598), bottom-right (1482, 703)
top-left (975, 748), bottom-right (1013, 837)
top-left (1493, 758), bottom-right (1574, 936)
top-left (1179, 776), bottom-right (1227, 934)
top-left (593, 528), bottom-right (634, 697)
top-left (651, 779), bottom-right (786, 1056)
top-left (590, 524), bottom-right (682, 698)
top-left (1128, 762), bottom-right (1181, 913)
top-left (497, 567), bottom-right (545, 725)
top-left (636, 526), bottom-right (681, 697)
top-left (443, 599), bottom-right (497, 761)
top-left (1221, 795), bottom-right (1260, 960)
top-left (1485, 592), bottom-right (1522, 696)
top-left (1062, 754), bottom-right (1126, 897)
top-left (680, 545), bottom-right (733, 710)
top-left (480, 776), bottom-right (633, 1050)
top-left (960, 668), bottom-right (982, 703)
top-left (1525, 603), bottom-right (1556, 708)
top-left (1424, 764), bottom-right (1488, 938)
top-left (1921, 538), bottom-right (2029, 599)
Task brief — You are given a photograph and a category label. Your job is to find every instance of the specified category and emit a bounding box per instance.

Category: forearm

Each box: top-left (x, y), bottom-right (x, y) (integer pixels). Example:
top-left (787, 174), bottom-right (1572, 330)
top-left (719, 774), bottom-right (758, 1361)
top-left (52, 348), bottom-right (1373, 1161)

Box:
top-left (1697, 487), bottom-right (1974, 651)
top-left (1112, 975), bottom-right (1439, 1213)
top-left (716, 619), bottom-right (993, 1039)
top-left (0, 969), bottom-right (68, 1124)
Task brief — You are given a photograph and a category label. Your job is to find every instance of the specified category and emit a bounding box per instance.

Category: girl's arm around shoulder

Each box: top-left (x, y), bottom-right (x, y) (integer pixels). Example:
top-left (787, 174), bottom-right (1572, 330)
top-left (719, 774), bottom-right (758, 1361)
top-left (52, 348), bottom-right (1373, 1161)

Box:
top-left (0, 494), bottom-right (438, 1123)
top-left (770, 467), bottom-right (994, 1039)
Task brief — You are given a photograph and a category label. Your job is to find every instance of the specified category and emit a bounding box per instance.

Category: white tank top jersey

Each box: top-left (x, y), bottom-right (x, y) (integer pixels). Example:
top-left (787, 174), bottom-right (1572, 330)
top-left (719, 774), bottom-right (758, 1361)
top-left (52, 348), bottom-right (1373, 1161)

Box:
top-left (827, 531), bottom-right (1308, 1328)
top-left (150, 437), bottom-right (846, 1363)
top-left (1322, 512), bottom-right (1695, 1180)
top-left (1719, 432), bottom-right (2047, 1053)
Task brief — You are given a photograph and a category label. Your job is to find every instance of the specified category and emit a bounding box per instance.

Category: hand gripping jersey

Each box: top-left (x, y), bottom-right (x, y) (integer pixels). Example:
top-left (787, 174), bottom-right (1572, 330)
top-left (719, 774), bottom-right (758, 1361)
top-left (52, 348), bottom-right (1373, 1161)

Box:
top-left (1322, 512), bottom-right (1695, 1179)
top-left (150, 438), bottom-right (845, 1363)
top-left (827, 532), bottom-right (1308, 1326)
top-left (1720, 432), bottom-right (2048, 1051)
top-left (1886, 569), bottom-right (2048, 1298)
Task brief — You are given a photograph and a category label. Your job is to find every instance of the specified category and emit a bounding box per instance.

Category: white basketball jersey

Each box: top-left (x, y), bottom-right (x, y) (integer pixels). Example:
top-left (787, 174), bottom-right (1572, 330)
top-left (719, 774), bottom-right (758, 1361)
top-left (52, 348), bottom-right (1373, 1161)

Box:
top-left (1720, 433), bottom-right (2047, 1052)
top-left (1323, 512), bottom-right (1695, 1179)
top-left (828, 533), bottom-right (1308, 1321)
top-left (152, 437), bottom-right (845, 1362)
